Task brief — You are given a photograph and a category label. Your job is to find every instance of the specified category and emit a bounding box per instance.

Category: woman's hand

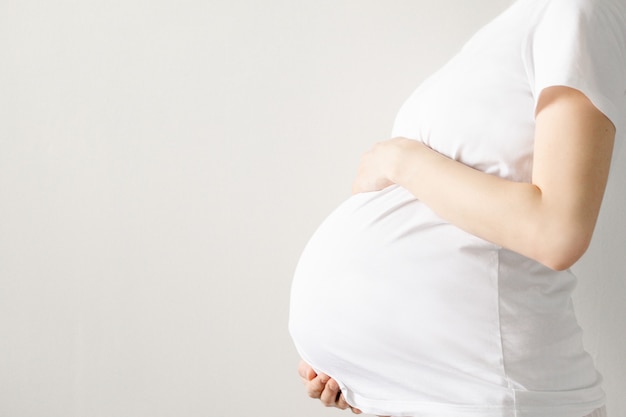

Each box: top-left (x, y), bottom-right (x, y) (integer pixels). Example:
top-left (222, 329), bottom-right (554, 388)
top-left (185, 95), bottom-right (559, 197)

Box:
top-left (297, 360), bottom-right (362, 414)
top-left (352, 137), bottom-right (422, 195)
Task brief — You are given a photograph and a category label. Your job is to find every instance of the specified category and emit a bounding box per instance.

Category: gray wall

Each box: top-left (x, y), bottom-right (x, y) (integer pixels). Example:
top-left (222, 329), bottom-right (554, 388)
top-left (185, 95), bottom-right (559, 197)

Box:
top-left (1, 1), bottom-right (623, 416)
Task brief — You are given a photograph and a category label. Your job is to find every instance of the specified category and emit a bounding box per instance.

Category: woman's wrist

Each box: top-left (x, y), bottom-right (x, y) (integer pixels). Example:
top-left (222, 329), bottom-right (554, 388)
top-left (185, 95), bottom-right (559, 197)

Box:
top-left (385, 138), bottom-right (429, 188)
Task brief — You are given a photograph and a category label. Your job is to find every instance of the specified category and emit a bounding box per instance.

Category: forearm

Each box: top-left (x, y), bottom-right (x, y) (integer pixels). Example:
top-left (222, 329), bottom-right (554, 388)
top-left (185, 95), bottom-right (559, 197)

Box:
top-left (387, 140), bottom-right (559, 266)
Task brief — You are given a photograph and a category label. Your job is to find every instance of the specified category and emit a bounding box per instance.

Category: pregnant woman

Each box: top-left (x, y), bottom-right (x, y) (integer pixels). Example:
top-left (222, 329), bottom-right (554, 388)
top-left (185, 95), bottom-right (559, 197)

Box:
top-left (289, 0), bottom-right (626, 416)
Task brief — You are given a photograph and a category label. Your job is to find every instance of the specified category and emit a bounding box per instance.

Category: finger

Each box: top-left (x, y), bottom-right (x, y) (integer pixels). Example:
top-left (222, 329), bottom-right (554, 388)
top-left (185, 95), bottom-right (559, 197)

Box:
top-left (305, 373), bottom-right (330, 399)
top-left (336, 392), bottom-right (350, 410)
top-left (297, 360), bottom-right (316, 382)
top-left (319, 378), bottom-right (347, 409)
top-left (297, 360), bottom-right (307, 380)
top-left (337, 393), bottom-right (362, 414)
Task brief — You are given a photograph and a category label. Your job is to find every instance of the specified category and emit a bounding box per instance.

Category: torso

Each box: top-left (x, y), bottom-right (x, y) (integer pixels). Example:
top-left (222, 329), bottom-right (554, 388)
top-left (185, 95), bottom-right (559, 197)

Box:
top-left (289, 1), bottom-right (615, 415)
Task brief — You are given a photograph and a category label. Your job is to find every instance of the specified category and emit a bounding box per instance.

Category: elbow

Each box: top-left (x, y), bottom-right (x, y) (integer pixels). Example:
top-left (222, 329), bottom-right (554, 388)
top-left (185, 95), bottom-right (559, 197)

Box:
top-left (541, 253), bottom-right (582, 272)
top-left (534, 230), bottom-right (592, 271)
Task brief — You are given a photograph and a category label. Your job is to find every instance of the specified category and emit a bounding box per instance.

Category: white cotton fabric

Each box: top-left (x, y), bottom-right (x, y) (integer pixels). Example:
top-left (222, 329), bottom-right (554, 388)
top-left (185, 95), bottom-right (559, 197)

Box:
top-left (387, 405), bottom-right (607, 417)
top-left (289, 0), bottom-right (626, 416)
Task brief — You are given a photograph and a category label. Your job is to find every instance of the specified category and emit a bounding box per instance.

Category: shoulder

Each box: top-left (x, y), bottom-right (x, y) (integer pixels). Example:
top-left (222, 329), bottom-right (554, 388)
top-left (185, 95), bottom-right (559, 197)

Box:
top-left (524, 0), bottom-right (626, 139)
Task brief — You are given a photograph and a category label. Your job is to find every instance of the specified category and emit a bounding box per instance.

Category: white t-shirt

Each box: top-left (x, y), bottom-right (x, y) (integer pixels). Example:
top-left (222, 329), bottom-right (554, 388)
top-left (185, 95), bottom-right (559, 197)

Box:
top-left (289, 0), bottom-right (626, 416)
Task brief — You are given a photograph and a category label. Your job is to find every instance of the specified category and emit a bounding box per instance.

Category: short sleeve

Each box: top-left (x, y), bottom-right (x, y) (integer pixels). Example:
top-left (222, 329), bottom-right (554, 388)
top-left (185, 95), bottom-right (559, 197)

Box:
top-left (523, 0), bottom-right (626, 138)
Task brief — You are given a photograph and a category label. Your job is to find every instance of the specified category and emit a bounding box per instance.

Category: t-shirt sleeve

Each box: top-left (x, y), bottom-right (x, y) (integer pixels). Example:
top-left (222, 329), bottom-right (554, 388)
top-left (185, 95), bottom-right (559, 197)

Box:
top-left (523, 0), bottom-right (626, 137)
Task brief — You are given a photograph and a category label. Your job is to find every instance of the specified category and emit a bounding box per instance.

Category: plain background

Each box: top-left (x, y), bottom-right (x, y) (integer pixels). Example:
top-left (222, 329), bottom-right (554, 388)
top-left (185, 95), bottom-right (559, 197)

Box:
top-left (0, 0), bottom-right (624, 416)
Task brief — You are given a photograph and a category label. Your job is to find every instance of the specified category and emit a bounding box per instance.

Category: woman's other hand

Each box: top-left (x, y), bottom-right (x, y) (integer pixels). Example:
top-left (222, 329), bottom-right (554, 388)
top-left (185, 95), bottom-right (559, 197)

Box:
top-left (297, 360), bottom-right (362, 414)
top-left (352, 137), bottom-right (422, 195)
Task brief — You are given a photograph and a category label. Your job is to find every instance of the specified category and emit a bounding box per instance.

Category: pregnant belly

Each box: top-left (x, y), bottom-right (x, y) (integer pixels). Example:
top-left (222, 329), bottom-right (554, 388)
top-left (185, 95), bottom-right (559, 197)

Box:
top-left (288, 185), bottom-right (507, 404)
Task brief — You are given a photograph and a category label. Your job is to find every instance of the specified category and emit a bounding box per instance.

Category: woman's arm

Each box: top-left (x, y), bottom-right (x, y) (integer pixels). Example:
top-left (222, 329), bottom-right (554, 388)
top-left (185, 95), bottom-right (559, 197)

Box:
top-left (353, 86), bottom-right (616, 270)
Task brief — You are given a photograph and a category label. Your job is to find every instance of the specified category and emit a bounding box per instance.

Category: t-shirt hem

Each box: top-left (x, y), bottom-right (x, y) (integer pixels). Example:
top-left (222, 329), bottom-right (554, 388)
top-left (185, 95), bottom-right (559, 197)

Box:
top-left (341, 389), bottom-right (606, 417)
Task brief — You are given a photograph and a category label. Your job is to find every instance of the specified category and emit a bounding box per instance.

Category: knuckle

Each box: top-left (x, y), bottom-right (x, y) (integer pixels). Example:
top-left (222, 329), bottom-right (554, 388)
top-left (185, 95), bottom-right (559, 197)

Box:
top-left (320, 398), bottom-right (334, 407)
top-left (305, 386), bottom-right (320, 399)
top-left (306, 388), bottom-right (320, 399)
